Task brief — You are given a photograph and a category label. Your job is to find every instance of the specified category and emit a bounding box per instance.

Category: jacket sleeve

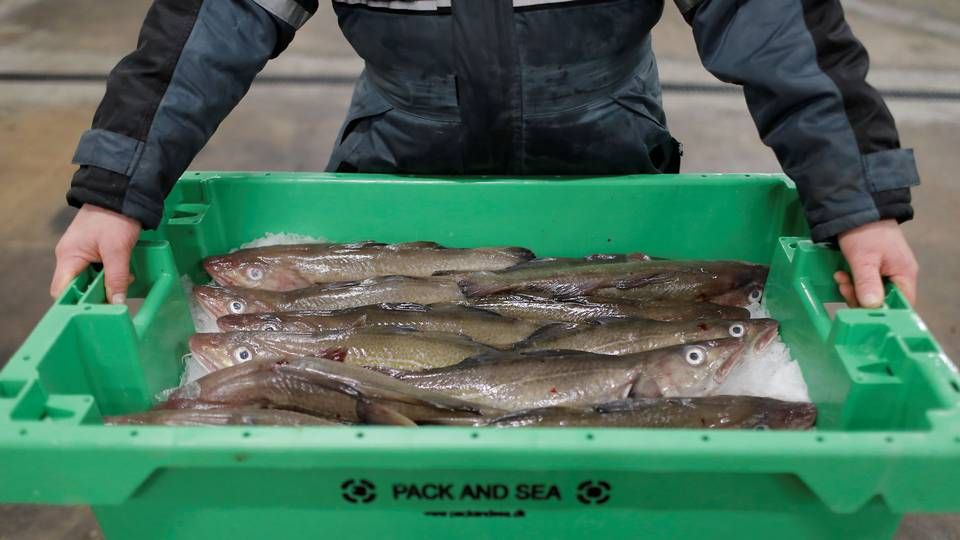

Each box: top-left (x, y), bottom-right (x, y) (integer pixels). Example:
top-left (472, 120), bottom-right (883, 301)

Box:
top-left (67, 0), bottom-right (317, 229)
top-left (677, 0), bottom-right (919, 242)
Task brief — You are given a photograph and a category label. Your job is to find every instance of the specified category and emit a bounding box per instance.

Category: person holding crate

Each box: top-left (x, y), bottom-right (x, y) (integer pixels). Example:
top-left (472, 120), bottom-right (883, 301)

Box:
top-left (50, 0), bottom-right (919, 309)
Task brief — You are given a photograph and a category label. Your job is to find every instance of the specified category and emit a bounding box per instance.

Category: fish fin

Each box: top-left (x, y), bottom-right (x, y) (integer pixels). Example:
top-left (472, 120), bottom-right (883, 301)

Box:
top-left (613, 272), bottom-right (677, 290)
top-left (517, 322), bottom-right (585, 348)
top-left (584, 253), bottom-right (626, 262)
top-left (394, 241), bottom-right (444, 249)
top-left (455, 351), bottom-right (510, 367)
top-left (320, 347), bottom-right (349, 362)
top-left (339, 240), bottom-right (385, 249)
top-left (461, 305), bottom-right (510, 319)
top-left (627, 252), bottom-right (654, 261)
top-left (457, 275), bottom-right (509, 298)
top-left (356, 399), bottom-right (418, 426)
top-left (379, 302), bottom-right (430, 313)
top-left (317, 279), bottom-right (364, 290)
top-left (346, 314), bottom-right (369, 329)
top-left (496, 246), bottom-right (536, 261)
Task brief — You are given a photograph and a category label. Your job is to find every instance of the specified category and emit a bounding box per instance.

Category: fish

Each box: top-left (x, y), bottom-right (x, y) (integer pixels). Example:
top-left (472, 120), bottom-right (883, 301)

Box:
top-left (163, 358), bottom-right (499, 424)
top-left (104, 407), bottom-right (340, 426)
top-left (189, 327), bottom-right (499, 372)
top-left (390, 338), bottom-right (747, 411)
top-left (164, 370), bottom-right (365, 423)
top-left (216, 303), bottom-right (544, 348)
top-left (203, 240), bottom-right (534, 290)
top-left (515, 318), bottom-right (779, 356)
top-left (466, 294), bottom-right (751, 323)
top-left (193, 275), bottom-right (465, 318)
top-left (458, 259), bottom-right (768, 306)
top-left (484, 396), bottom-right (817, 429)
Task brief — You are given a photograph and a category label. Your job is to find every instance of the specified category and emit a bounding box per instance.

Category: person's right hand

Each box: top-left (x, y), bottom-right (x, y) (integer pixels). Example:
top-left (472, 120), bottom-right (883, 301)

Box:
top-left (51, 204), bottom-right (141, 304)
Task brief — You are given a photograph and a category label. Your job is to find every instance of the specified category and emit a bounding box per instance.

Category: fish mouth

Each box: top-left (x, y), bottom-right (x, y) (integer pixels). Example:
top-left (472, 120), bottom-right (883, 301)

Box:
top-left (188, 334), bottom-right (221, 373)
top-left (193, 286), bottom-right (229, 318)
top-left (203, 256), bottom-right (240, 287)
top-left (751, 319), bottom-right (780, 353)
top-left (714, 340), bottom-right (748, 383)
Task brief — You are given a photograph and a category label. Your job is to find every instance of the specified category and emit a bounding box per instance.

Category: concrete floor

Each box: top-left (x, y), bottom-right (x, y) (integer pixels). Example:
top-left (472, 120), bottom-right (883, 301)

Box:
top-left (0, 1), bottom-right (957, 538)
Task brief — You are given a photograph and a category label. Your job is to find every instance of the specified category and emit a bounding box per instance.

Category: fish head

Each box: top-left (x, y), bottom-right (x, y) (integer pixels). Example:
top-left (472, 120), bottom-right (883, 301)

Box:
top-left (706, 263), bottom-right (769, 307)
top-left (189, 332), bottom-right (270, 371)
top-left (192, 285), bottom-right (279, 318)
top-left (217, 313), bottom-right (286, 332)
top-left (203, 252), bottom-right (313, 291)
top-left (638, 338), bottom-right (748, 397)
top-left (189, 331), bottom-right (332, 371)
top-left (741, 398), bottom-right (818, 430)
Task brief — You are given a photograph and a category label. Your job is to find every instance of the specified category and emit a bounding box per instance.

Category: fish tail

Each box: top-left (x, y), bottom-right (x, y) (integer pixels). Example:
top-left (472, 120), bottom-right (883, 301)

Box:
top-left (355, 399), bottom-right (418, 426)
top-left (499, 246), bottom-right (536, 261)
top-left (458, 275), bottom-right (510, 297)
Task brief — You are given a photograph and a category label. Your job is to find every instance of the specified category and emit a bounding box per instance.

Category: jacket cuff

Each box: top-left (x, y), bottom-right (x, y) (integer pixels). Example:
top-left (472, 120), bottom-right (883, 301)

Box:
top-left (67, 166), bottom-right (162, 230)
top-left (809, 149), bottom-right (919, 242)
top-left (863, 148), bottom-right (920, 192)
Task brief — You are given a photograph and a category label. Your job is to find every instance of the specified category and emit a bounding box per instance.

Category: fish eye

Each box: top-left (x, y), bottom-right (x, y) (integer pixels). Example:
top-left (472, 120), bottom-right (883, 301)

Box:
top-left (728, 323), bottom-right (745, 338)
top-left (229, 300), bottom-right (245, 314)
top-left (684, 345), bottom-right (707, 366)
top-left (246, 266), bottom-right (264, 281)
top-left (749, 288), bottom-right (763, 302)
top-left (233, 346), bottom-right (252, 363)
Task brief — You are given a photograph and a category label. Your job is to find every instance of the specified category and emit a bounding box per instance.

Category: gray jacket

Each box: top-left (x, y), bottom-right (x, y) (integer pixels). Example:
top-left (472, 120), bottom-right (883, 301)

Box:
top-left (68, 0), bottom-right (919, 242)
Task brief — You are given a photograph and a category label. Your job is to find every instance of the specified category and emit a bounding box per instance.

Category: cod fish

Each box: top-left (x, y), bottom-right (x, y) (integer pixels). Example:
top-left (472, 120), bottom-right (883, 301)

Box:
top-left (204, 240), bottom-right (534, 290)
top-left (189, 327), bottom-right (499, 372)
top-left (217, 303), bottom-right (543, 348)
top-left (486, 396), bottom-right (817, 430)
top-left (458, 259), bottom-right (768, 306)
top-left (467, 294), bottom-right (751, 323)
top-left (163, 357), bottom-right (499, 424)
top-left (105, 407), bottom-right (339, 426)
top-left (193, 275), bottom-right (465, 318)
top-left (516, 318), bottom-right (779, 356)
top-left (391, 338), bottom-right (747, 411)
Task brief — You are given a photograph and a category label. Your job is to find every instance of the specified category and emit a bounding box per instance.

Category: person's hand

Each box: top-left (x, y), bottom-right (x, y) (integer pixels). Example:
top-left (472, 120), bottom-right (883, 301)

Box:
top-left (834, 219), bottom-right (918, 308)
top-left (51, 204), bottom-right (141, 304)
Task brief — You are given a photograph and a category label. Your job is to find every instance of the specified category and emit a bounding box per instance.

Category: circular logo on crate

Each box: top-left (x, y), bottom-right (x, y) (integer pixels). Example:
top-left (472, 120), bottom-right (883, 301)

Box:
top-left (341, 479), bottom-right (377, 504)
top-left (576, 480), bottom-right (611, 505)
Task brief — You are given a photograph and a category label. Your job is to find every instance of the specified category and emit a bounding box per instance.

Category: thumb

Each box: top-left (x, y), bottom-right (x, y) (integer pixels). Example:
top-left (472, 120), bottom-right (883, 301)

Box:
top-left (849, 259), bottom-right (885, 308)
top-left (101, 246), bottom-right (132, 305)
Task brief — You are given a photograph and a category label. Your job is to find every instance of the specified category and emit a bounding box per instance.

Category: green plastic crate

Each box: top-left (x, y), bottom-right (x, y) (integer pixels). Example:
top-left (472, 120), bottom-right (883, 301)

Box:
top-left (1, 172), bottom-right (957, 540)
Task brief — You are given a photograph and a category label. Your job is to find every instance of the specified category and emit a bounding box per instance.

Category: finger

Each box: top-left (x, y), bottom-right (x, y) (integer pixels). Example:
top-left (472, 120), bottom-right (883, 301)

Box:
top-left (850, 260), bottom-right (885, 308)
top-left (101, 247), bottom-right (132, 305)
top-left (833, 271), bottom-right (852, 286)
top-left (833, 271), bottom-right (858, 307)
top-left (838, 282), bottom-right (859, 308)
top-left (889, 274), bottom-right (917, 307)
top-left (50, 255), bottom-right (92, 299)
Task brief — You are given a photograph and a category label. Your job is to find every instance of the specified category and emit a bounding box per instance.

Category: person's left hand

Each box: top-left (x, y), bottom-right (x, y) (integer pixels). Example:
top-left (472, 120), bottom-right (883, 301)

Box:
top-left (833, 219), bottom-right (918, 308)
